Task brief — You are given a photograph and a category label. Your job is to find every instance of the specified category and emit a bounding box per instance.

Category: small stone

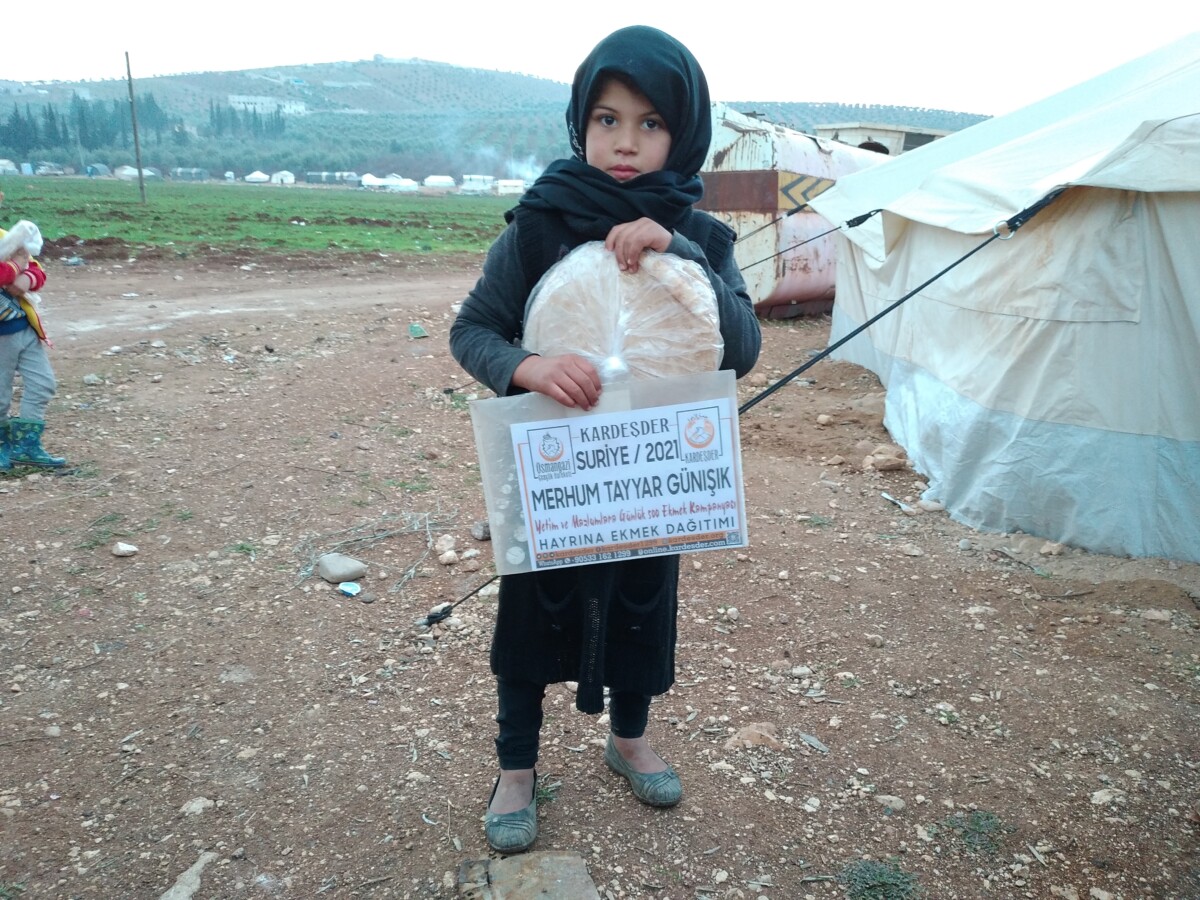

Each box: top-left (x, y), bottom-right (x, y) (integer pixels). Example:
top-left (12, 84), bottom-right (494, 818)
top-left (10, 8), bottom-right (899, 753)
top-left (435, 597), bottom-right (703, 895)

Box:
top-left (827, 455), bottom-right (845, 466)
top-left (83, 373), bottom-right (104, 386)
top-left (1039, 541), bottom-right (1066, 556)
top-left (1089, 890), bottom-right (1115, 900)
top-left (777, 570), bottom-right (789, 581)
top-left (865, 634), bottom-right (885, 648)
top-left (180, 797), bottom-right (215, 816)
top-left (1139, 609), bottom-right (1172, 622)
top-left (900, 543), bottom-right (924, 557)
top-left (816, 414), bottom-right (833, 426)
top-left (916, 499), bottom-right (945, 512)
top-left (470, 521), bottom-right (491, 541)
top-left (1090, 788), bottom-right (1126, 806)
top-left (434, 534), bottom-right (456, 553)
top-left (875, 794), bottom-right (906, 812)
top-left (873, 456), bottom-right (906, 471)
top-left (958, 539), bottom-right (973, 550)
top-left (44, 725), bottom-right (61, 737)
top-left (438, 550), bottom-right (458, 565)
top-left (316, 553), bottom-right (368, 583)
top-left (724, 606), bottom-right (740, 622)
top-left (111, 542), bottom-right (139, 557)
top-left (724, 722), bottom-right (784, 751)
top-left (713, 870), bottom-right (729, 885)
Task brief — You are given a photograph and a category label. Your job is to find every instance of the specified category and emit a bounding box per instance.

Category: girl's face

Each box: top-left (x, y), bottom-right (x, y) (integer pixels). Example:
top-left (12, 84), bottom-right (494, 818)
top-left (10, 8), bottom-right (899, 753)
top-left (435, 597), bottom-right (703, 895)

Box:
top-left (585, 78), bottom-right (672, 182)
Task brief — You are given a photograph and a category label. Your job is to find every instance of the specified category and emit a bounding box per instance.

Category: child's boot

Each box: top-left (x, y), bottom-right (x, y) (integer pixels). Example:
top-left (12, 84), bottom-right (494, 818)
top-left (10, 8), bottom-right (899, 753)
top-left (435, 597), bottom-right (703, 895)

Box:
top-left (0, 419), bottom-right (11, 470)
top-left (7, 417), bottom-right (67, 468)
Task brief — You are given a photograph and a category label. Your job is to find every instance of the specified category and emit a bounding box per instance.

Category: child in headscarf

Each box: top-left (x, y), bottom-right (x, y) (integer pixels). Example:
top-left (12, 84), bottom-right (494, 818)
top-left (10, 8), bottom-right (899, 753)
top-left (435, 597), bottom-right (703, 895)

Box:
top-left (450, 25), bottom-right (760, 854)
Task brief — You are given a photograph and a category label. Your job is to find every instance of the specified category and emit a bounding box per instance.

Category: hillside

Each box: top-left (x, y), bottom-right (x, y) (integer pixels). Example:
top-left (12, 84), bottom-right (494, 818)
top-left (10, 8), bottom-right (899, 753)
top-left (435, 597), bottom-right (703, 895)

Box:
top-left (0, 58), bottom-right (988, 179)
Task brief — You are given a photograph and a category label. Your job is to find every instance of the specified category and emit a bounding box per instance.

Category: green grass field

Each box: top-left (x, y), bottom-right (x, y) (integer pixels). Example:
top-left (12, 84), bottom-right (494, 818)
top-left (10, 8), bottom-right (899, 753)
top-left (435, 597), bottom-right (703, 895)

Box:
top-left (0, 177), bottom-right (513, 256)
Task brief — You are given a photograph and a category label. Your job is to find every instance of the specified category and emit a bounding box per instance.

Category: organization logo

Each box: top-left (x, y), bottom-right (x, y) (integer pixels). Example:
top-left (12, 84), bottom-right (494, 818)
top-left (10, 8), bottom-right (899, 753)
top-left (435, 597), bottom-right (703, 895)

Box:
top-left (527, 425), bottom-right (574, 479)
top-left (539, 432), bottom-right (565, 462)
top-left (677, 406), bottom-right (722, 462)
top-left (683, 414), bottom-right (716, 449)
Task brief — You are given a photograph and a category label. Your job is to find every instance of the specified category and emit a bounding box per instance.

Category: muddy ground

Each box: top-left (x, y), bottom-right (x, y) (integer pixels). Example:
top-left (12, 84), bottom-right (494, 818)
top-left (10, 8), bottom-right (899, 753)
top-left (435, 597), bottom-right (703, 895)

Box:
top-left (1, 248), bottom-right (1197, 900)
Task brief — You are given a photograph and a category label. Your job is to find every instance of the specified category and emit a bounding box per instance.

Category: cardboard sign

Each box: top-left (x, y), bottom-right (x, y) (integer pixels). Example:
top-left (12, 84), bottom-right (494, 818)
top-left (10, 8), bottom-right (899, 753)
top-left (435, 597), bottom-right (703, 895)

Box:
top-left (469, 371), bottom-right (748, 574)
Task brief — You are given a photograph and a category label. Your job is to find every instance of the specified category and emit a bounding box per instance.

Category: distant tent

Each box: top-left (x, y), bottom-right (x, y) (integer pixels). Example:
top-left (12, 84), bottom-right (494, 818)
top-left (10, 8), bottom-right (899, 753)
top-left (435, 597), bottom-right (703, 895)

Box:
top-left (305, 171), bottom-right (360, 185)
top-left (244, 171), bottom-right (269, 183)
top-left (85, 163), bottom-right (111, 177)
top-left (114, 165), bottom-right (161, 181)
top-left (423, 175), bottom-right (456, 189)
top-left (362, 173), bottom-right (418, 192)
top-left (460, 174), bottom-right (495, 194)
top-left (386, 177), bottom-right (419, 193)
top-left (269, 170), bottom-right (295, 185)
top-left (0, 159), bottom-right (19, 175)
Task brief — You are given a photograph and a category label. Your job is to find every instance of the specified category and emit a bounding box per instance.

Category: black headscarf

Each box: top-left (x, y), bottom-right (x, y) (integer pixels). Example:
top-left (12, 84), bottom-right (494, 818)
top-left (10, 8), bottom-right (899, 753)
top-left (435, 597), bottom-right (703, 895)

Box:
top-left (512, 26), bottom-right (712, 239)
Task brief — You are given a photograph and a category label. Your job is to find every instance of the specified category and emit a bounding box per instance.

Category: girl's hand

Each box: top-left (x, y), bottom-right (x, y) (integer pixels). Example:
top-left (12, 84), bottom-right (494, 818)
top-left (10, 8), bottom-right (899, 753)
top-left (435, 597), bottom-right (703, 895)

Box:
top-left (605, 218), bottom-right (671, 274)
top-left (512, 353), bottom-right (602, 410)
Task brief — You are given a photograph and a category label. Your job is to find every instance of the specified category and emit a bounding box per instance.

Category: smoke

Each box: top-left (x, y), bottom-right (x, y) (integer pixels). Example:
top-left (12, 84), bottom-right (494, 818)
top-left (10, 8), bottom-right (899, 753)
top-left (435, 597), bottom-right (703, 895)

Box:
top-left (505, 154), bottom-right (543, 182)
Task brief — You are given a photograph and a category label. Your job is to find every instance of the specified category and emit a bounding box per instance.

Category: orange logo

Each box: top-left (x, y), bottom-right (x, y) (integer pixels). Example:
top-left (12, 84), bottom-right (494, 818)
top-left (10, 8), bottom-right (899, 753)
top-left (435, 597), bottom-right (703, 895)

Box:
top-left (538, 432), bottom-right (565, 462)
top-left (683, 415), bottom-right (715, 449)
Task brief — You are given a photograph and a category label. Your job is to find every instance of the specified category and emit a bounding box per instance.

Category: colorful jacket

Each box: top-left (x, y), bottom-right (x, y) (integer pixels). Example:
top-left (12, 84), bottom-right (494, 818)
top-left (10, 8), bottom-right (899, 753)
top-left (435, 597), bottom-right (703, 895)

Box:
top-left (0, 231), bottom-right (49, 341)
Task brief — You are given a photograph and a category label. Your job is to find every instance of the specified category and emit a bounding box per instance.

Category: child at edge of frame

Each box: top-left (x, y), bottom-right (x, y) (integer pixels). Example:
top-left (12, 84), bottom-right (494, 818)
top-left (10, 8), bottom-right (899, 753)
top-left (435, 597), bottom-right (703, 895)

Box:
top-left (0, 190), bottom-right (67, 471)
top-left (449, 26), bottom-right (761, 854)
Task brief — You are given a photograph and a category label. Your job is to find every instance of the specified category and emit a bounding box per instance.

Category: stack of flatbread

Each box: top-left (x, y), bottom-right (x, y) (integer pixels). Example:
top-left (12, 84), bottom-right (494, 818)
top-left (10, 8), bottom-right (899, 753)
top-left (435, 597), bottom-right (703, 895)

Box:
top-left (522, 242), bottom-right (723, 380)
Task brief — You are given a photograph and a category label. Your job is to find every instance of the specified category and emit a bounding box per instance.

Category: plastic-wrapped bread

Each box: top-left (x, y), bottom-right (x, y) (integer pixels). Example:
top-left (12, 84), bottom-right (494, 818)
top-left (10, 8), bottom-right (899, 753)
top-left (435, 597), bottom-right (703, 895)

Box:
top-left (522, 242), bottom-right (723, 381)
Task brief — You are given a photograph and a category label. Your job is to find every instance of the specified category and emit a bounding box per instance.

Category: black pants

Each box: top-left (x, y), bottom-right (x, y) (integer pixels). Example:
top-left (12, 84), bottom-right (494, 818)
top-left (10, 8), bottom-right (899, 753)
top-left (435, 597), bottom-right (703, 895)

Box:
top-left (495, 677), bottom-right (651, 770)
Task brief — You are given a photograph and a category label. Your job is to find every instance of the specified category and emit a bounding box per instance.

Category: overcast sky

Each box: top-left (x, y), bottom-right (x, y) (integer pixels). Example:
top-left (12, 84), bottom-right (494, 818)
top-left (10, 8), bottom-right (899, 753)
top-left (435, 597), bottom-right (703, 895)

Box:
top-left (28, 3), bottom-right (1199, 116)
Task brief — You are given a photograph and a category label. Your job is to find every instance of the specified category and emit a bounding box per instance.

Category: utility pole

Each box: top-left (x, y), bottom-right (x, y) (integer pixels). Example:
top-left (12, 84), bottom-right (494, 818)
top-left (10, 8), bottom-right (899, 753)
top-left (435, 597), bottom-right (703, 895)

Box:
top-left (125, 51), bottom-right (146, 204)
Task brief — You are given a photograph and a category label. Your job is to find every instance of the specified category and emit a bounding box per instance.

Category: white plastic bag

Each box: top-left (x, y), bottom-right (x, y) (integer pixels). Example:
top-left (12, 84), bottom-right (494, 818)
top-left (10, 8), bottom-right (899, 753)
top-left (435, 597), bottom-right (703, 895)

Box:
top-left (522, 242), bottom-right (723, 381)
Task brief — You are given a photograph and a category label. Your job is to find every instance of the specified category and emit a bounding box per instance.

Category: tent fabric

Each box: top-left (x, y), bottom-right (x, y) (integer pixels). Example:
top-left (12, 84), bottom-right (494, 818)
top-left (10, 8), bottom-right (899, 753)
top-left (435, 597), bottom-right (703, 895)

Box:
top-left (810, 32), bottom-right (1200, 563)
top-left (814, 33), bottom-right (1200, 258)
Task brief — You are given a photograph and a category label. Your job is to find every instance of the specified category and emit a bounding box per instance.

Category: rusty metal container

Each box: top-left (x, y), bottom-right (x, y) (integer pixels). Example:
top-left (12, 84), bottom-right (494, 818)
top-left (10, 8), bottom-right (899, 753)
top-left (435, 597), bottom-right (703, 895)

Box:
top-left (699, 104), bottom-right (888, 318)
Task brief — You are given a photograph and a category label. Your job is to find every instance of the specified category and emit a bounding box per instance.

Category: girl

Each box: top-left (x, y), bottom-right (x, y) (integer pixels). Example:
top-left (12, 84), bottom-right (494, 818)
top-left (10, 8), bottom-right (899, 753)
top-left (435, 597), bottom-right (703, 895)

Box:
top-left (449, 25), bottom-right (761, 854)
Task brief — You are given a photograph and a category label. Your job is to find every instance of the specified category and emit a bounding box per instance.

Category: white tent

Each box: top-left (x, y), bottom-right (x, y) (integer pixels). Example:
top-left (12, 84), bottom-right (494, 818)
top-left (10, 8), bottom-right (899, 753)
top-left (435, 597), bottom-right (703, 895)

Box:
top-left (269, 170), bottom-right (295, 184)
top-left (361, 173), bottom-right (418, 192)
top-left (244, 170), bottom-right (269, 183)
top-left (810, 32), bottom-right (1200, 563)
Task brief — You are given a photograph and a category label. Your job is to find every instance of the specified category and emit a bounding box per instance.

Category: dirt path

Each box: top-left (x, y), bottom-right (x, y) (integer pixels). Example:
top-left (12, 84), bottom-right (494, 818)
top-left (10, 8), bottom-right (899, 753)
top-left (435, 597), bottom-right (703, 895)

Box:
top-left (1, 256), bottom-right (1196, 899)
